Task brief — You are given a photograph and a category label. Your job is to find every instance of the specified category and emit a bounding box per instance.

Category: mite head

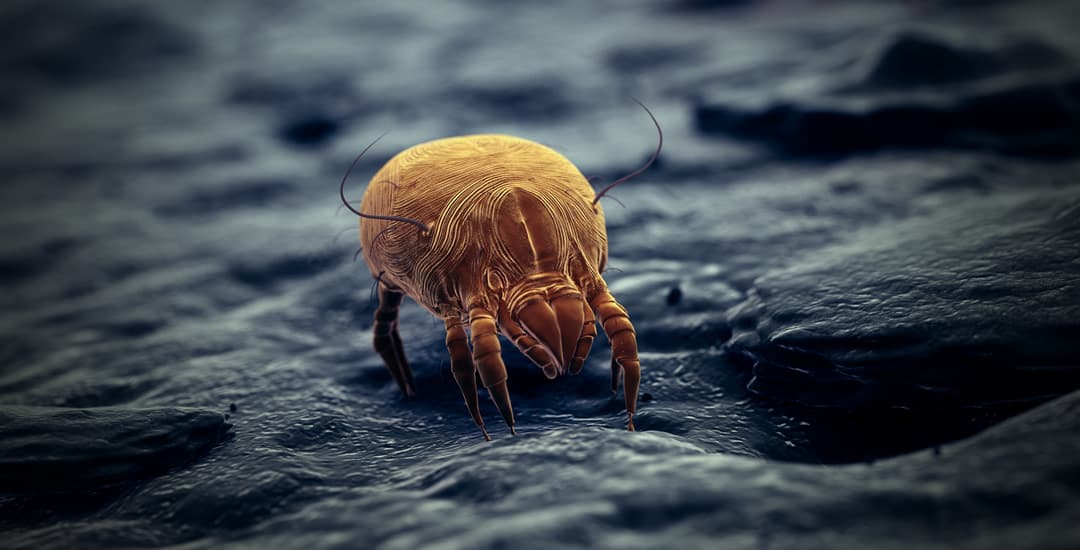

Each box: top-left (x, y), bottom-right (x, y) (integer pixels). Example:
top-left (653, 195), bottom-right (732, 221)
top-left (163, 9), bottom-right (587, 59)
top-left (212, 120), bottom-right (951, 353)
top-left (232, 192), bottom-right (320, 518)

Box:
top-left (497, 272), bottom-right (593, 379)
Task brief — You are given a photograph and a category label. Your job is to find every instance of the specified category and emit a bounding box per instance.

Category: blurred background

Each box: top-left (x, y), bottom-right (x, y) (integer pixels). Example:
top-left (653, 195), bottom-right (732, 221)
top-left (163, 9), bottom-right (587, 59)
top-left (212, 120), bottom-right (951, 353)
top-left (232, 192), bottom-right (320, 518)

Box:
top-left (2, 0), bottom-right (1079, 548)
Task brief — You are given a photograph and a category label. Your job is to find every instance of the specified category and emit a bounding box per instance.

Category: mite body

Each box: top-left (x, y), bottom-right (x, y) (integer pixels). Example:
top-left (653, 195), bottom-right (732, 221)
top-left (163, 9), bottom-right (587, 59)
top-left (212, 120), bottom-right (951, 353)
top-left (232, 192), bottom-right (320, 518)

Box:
top-left (356, 134), bottom-right (643, 440)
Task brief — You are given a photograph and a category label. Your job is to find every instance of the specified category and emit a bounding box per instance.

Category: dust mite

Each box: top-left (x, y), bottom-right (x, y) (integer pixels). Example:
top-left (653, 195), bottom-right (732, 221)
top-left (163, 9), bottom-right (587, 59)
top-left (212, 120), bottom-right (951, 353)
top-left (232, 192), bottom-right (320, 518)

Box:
top-left (340, 102), bottom-right (662, 440)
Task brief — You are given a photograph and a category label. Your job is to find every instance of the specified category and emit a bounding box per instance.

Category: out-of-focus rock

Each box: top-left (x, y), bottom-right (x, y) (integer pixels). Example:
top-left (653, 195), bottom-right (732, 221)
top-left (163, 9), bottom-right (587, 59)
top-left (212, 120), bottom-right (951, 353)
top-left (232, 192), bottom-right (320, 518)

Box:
top-left (695, 30), bottom-right (1080, 155)
top-left (446, 82), bottom-right (576, 122)
top-left (0, 3), bottom-right (195, 86)
top-left (852, 31), bottom-right (1068, 91)
top-left (696, 73), bottom-right (1080, 155)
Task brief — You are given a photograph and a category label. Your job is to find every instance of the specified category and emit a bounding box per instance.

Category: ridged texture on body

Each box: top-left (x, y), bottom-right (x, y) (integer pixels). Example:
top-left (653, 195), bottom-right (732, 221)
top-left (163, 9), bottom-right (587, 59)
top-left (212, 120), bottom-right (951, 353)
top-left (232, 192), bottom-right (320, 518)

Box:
top-left (359, 135), bottom-right (608, 318)
top-left (358, 134), bottom-right (641, 436)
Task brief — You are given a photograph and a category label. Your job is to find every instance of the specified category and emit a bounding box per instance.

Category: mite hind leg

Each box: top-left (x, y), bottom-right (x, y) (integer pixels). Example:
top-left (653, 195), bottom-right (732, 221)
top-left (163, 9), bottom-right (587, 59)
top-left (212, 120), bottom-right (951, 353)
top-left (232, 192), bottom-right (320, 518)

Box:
top-left (445, 318), bottom-right (489, 441)
top-left (373, 286), bottom-right (416, 397)
top-left (589, 289), bottom-right (640, 431)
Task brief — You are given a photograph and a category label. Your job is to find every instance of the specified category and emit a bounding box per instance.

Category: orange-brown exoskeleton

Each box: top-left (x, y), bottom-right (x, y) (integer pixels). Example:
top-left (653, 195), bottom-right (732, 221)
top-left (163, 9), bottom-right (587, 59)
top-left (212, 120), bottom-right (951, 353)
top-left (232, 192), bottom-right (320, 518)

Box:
top-left (341, 105), bottom-right (661, 440)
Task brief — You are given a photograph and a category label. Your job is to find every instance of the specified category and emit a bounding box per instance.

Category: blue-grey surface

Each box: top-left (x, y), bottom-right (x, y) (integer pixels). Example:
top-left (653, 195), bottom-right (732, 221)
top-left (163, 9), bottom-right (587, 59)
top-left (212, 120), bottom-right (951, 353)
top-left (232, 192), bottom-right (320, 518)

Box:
top-left (0, 406), bottom-right (231, 494)
top-left (727, 180), bottom-right (1080, 407)
top-left (1, 0), bottom-right (1079, 548)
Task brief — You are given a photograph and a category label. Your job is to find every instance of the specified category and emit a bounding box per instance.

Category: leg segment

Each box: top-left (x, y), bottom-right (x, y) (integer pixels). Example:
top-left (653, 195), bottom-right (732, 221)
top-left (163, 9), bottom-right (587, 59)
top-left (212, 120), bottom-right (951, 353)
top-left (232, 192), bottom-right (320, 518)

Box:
top-left (445, 318), bottom-right (489, 441)
top-left (469, 306), bottom-right (516, 434)
top-left (500, 293), bottom-right (588, 378)
top-left (498, 308), bottom-right (560, 379)
top-left (373, 287), bottom-right (415, 397)
top-left (569, 299), bottom-right (596, 375)
top-left (550, 295), bottom-right (585, 374)
top-left (589, 289), bottom-right (640, 431)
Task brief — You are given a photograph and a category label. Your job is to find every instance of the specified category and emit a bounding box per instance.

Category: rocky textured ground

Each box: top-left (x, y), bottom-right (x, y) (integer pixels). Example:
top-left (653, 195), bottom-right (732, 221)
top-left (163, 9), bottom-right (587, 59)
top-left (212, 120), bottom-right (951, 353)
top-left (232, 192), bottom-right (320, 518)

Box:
top-left (1, 0), bottom-right (1078, 548)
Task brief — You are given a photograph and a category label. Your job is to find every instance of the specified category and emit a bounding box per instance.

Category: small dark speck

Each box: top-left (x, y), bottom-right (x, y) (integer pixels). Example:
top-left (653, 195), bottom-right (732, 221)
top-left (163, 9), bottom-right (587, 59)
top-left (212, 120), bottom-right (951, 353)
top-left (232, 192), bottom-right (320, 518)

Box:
top-left (933, 445), bottom-right (942, 457)
top-left (224, 414), bottom-right (230, 421)
top-left (666, 286), bottom-right (682, 306)
top-left (641, 392), bottom-right (654, 402)
top-left (279, 115), bottom-right (339, 147)
top-left (229, 403), bottom-right (237, 413)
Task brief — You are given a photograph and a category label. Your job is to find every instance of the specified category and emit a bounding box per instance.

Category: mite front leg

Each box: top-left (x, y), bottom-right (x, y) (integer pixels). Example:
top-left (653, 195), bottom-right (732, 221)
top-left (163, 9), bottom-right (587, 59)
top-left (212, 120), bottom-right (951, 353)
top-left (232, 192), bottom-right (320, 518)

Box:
top-left (568, 298), bottom-right (596, 375)
top-left (499, 294), bottom-right (587, 377)
top-left (445, 318), bottom-right (489, 441)
top-left (590, 289), bottom-right (640, 431)
top-left (373, 286), bottom-right (416, 397)
top-left (469, 306), bottom-right (516, 434)
top-left (498, 308), bottom-right (560, 379)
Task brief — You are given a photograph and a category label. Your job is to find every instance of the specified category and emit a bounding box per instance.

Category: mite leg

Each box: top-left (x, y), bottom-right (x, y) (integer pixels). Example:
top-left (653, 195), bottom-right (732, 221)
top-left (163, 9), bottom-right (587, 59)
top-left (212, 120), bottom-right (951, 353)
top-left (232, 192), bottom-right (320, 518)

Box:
top-left (373, 286), bottom-right (416, 397)
top-left (568, 299), bottom-right (597, 375)
top-left (589, 289), bottom-right (640, 431)
top-left (445, 318), bottom-right (489, 441)
top-left (470, 306), bottom-right (516, 434)
top-left (549, 295), bottom-right (585, 375)
top-left (498, 308), bottom-right (560, 379)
